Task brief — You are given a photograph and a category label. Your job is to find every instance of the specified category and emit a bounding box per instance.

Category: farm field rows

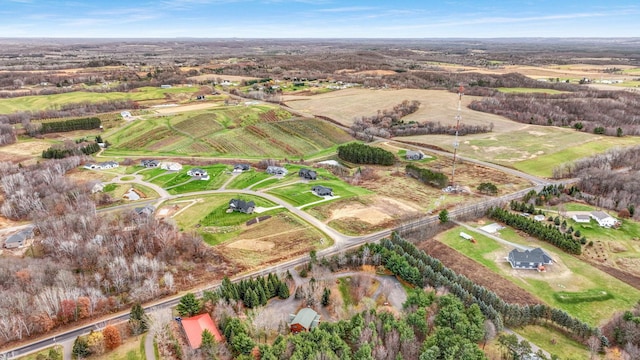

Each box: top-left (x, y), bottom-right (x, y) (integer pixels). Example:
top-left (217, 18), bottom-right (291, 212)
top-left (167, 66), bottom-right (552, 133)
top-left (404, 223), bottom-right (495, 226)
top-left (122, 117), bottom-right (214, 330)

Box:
top-left (0, 86), bottom-right (199, 114)
top-left (436, 225), bottom-right (640, 326)
top-left (106, 105), bottom-right (352, 157)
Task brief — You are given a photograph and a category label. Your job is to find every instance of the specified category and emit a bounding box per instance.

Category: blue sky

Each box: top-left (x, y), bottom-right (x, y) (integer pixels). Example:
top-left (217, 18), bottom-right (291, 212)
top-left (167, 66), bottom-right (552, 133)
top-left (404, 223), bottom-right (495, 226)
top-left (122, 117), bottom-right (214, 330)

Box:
top-left (1, 0), bottom-right (639, 38)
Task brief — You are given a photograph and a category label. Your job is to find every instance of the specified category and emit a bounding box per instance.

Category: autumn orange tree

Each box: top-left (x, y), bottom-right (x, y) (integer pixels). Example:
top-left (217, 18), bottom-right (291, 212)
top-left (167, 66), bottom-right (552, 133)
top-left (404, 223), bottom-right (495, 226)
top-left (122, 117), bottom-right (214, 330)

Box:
top-left (103, 325), bottom-right (121, 351)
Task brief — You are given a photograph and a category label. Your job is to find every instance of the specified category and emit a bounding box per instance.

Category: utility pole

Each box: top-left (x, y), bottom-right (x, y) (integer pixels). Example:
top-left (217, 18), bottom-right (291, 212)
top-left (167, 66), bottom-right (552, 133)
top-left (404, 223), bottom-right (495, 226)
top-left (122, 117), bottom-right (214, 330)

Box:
top-left (451, 85), bottom-right (464, 186)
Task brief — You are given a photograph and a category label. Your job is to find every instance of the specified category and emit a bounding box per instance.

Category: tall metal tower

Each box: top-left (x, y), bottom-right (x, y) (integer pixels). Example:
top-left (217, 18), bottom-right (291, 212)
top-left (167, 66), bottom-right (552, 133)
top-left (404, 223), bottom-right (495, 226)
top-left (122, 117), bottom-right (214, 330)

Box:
top-left (451, 85), bottom-right (464, 185)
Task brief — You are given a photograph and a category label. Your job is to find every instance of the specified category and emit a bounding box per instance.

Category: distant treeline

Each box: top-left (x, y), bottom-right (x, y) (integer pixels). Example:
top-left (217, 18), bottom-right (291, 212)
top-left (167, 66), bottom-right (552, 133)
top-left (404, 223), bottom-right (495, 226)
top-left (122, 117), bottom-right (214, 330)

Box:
top-left (337, 143), bottom-right (395, 165)
top-left (553, 145), bottom-right (640, 219)
top-left (406, 164), bottom-right (449, 188)
top-left (40, 117), bottom-right (101, 134)
top-left (469, 90), bottom-right (640, 136)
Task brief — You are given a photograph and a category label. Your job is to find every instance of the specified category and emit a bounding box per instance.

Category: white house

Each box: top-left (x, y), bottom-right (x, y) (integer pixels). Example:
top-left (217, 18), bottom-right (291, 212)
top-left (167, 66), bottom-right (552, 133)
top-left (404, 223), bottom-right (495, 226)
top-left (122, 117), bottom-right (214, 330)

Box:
top-left (590, 211), bottom-right (618, 228)
top-left (572, 214), bottom-right (591, 223)
top-left (120, 111), bottom-right (132, 119)
top-left (187, 168), bottom-right (210, 180)
top-left (160, 162), bottom-right (183, 171)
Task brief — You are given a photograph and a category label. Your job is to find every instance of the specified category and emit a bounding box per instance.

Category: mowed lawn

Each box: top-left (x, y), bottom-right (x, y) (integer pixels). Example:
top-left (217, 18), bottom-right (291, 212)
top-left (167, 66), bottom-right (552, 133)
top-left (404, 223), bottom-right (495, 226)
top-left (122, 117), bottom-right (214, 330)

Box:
top-left (225, 170), bottom-right (272, 190)
top-left (267, 180), bottom-right (371, 207)
top-left (0, 86), bottom-right (198, 114)
top-left (149, 165), bottom-right (231, 194)
top-left (439, 226), bottom-right (640, 326)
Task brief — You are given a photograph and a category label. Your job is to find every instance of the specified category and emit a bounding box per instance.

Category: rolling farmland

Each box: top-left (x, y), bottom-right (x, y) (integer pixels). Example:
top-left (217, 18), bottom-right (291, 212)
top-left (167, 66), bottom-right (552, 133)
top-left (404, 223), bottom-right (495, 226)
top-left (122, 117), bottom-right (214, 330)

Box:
top-left (107, 105), bottom-right (353, 157)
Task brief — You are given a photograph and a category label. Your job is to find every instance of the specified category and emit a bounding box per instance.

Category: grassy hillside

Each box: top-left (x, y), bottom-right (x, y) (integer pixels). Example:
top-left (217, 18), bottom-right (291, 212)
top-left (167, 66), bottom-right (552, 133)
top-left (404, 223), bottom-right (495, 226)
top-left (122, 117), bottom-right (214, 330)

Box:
top-left (105, 106), bottom-right (353, 158)
top-left (0, 86), bottom-right (199, 114)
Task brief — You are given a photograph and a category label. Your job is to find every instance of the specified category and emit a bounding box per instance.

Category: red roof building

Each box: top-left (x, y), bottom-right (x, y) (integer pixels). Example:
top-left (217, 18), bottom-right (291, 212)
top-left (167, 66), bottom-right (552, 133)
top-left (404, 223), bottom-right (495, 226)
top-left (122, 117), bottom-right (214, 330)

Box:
top-left (181, 313), bottom-right (223, 349)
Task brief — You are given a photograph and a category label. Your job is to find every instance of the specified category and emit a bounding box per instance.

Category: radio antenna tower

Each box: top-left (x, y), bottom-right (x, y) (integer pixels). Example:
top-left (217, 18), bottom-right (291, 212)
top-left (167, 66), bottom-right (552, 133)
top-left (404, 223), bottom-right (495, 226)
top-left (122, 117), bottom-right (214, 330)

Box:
top-left (451, 85), bottom-right (464, 185)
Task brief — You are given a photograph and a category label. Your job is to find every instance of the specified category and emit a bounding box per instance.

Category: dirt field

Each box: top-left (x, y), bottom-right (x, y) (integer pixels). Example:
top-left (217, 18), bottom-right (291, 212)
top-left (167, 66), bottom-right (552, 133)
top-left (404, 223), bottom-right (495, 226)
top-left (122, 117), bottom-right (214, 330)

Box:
top-left (415, 239), bottom-right (543, 305)
top-left (283, 87), bottom-right (521, 132)
top-left (0, 140), bottom-right (51, 164)
top-left (218, 213), bottom-right (326, 270)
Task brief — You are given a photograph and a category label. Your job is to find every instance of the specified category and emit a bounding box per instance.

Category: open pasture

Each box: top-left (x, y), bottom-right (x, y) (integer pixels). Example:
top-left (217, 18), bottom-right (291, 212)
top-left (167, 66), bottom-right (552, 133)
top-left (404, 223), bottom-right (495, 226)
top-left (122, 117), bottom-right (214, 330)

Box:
top-left (437, 225), bottom-right (640, 325)
top-left (0, 86), bottom-right (199, 114)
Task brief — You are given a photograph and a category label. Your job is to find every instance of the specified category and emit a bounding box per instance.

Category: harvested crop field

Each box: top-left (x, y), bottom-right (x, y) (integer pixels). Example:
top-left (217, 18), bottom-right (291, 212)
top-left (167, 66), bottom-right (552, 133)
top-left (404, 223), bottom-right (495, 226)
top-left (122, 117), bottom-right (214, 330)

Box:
top-left (415, 239), bottom-right (542, 305)
top-left (283, 88), bottom-right (520, 132)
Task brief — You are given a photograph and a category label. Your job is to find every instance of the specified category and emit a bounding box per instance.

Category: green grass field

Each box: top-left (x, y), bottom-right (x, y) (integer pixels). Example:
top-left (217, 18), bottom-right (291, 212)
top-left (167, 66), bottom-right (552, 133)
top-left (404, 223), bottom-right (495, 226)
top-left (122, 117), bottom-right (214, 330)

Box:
top-left (439, 226), bottom-right (640, 326)
top-left (496, 87), bottom-right (570, 94)
top-left (0, 86), bottom-right (199, 114)
top-left (514, 325), bottom-right (590, 360)
top-left (165, 165), bottom-right (231, 194)
top-left (225, 170), bottom-right (272, 189)
top-left (511, 133), bottom-right (640, 177)
top-left (267, 180), bottom-right (372, 207)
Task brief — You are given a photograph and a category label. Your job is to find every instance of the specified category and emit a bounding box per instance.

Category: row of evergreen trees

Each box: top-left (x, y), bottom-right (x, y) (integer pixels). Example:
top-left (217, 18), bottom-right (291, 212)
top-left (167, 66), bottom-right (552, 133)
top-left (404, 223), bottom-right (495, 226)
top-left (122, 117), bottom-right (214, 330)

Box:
top-left (367, 234), bottom-right (602, 345)
top-left (337, 142), bottom-right (396, 165)
top-left (40, 117), bottom-right (101, 133)
top-left (217, 274), bottom-right (289, 309)
top-left (406, 164), bottom-right (449, 189)
top-left (488, 206), bottom-right (582, 254)
top-left (42, 142), bottom-right (100, 159)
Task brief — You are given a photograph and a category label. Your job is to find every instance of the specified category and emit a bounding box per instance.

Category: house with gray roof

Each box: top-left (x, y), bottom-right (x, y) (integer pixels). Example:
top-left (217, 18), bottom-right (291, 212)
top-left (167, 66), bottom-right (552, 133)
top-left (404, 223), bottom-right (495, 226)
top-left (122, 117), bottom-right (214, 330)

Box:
top-left (507, 248), bottom-right (552, 270)
top-left (590, 211), bottom-right (618, 228)
top-left (141, 159), bottom-right (160, 168)
top-left (298, 168), bottom-right (317, 180)
top-left (572, 214), bottom-right (591, 223)
top-left (406, 150), bottom-right (425, 160)
top-left (312, 185), bottom-right (333, 197)
top-left (4, 227), bottom-right (34, 249)
top-left (228, 199), bottom-right (255, 214)
top-left (289, 308), bottom-right (321, 333)
top-left (233, 164), bottom-right (251, 172)
top-left (266, 166), bottom-right (287, 176)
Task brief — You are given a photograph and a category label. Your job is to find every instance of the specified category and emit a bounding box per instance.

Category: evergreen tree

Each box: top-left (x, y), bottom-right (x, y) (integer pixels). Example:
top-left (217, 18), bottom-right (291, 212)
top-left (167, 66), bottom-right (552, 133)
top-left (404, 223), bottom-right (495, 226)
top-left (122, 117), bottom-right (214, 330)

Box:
top-left (128, 302), bottom-right (148, 335)
top-left (439, 209), bottom-right (449, 223)
top-left (176, 293), bottom-right (201, 317)
top-left (277, 282), bottom-right (290, 299)
top-left (200, 329), bottom-right (217, 358)
top-left (72, 337), bottom-right (91, 359)
top-left (322, 287), bottom-right (331, 306)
